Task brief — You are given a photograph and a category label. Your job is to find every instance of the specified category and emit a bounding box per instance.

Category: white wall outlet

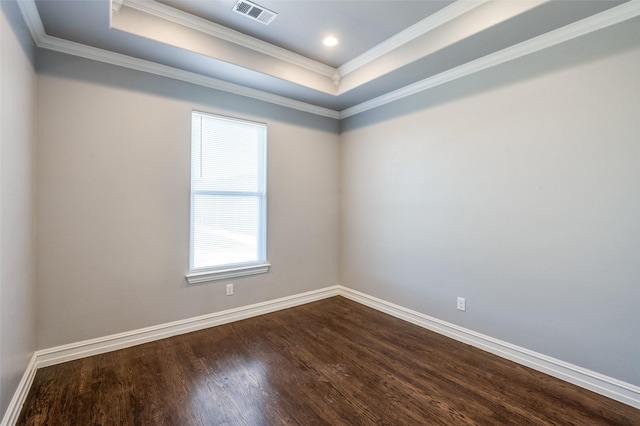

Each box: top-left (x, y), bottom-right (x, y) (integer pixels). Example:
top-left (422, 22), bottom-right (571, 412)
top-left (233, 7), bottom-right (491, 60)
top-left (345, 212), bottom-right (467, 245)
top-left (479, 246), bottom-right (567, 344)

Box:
top-left (226, 283), bottom-right (234, 296)
top-left (457, 297), bottom-right (466, 311)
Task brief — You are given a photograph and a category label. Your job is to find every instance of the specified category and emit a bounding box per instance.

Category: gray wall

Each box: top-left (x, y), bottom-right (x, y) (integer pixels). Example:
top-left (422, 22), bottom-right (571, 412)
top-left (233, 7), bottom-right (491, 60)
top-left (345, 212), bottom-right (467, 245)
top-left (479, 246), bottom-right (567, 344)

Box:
top-left (36, 51), bottom-right (340, 348)
top-left (340, 18), bottom-right (640, 386)
top-left (3, 7), bottom-right (639, 416)
top-left (0, 1), bottom-right (37, 419)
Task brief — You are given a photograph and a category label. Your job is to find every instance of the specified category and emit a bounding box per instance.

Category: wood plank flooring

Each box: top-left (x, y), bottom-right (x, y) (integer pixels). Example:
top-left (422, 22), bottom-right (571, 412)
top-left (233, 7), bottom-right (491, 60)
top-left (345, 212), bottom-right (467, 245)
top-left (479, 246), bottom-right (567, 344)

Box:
top-left (18, 296), bottom-right (640, 425)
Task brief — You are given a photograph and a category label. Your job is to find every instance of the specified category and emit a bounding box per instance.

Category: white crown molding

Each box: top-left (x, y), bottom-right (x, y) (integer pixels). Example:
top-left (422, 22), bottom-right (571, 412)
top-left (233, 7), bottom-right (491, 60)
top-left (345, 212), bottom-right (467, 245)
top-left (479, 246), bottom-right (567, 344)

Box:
top-left (338, 0), bottom-right (489, 77)
top-left (16, 0), bottom-right (340, 119)
top-left (121, 0), bottom-right (336, 79)
top-left (15, 0), bottom-right (640, 120)
top-left (339, 0), bottom-right (640, 119)
top-left (338, 286), bottom-right (640, 409)
top-left (111, 0), bottom-right (124, 13)
top-left (15, 0), bottom-right (45, 42)
top-left (36, 34), bottom-right (340, 119)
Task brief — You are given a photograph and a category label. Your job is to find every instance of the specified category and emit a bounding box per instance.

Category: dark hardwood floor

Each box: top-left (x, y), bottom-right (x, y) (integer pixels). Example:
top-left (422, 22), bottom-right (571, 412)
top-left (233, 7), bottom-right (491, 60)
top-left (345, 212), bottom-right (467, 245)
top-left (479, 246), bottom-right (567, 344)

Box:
top-left (18, 296), bottom-right (640, 425)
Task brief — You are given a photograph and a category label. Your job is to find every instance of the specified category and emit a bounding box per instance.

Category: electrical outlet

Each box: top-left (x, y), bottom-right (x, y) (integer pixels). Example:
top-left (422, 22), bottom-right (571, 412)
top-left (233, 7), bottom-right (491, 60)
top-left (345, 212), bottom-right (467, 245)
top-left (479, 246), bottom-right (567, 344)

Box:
top-left (226, 283), bottom-right (234, 296)
top-left (457, 297), bottom-right (466, 311)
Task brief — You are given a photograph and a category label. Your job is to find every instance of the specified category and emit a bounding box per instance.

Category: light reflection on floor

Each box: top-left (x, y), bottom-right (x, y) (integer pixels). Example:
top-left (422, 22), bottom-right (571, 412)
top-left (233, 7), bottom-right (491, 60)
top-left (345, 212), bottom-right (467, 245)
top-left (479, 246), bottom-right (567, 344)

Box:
top-left (190, 356), bottom-right (271, 424)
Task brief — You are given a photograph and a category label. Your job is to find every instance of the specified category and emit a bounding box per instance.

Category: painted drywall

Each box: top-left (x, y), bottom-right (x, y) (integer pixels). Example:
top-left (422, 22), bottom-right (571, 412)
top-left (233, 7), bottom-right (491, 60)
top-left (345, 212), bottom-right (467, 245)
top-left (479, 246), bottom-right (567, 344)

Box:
top-left (0, 1), bottom-right (36, 419)
top-left (35, 51), bottom-right (340, 349)
top-left (340, 18), bottom-right (640, 387)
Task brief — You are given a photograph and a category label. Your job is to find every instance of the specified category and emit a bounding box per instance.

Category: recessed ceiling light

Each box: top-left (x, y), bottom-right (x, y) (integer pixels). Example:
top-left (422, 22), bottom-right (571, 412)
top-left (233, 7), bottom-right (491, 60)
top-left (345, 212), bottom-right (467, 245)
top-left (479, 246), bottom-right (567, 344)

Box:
top-left (323, 36), bottom-right (338, 47)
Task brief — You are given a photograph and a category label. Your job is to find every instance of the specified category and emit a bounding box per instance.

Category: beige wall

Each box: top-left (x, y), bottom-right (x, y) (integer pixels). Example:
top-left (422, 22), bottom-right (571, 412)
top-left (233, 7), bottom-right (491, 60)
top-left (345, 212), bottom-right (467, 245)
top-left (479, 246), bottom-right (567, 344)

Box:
top-left (36, 52), bottom-right (340, 348)
top-left (340, 20), bottom-right (640, 386)
top-left (0, 2), bottom-right (36, 419)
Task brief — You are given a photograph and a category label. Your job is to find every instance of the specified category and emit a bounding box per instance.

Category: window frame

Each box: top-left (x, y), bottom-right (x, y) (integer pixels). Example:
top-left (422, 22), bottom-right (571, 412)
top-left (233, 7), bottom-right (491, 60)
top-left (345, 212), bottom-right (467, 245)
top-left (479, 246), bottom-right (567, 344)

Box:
top-left (186, 111), bottom-right (270, 285)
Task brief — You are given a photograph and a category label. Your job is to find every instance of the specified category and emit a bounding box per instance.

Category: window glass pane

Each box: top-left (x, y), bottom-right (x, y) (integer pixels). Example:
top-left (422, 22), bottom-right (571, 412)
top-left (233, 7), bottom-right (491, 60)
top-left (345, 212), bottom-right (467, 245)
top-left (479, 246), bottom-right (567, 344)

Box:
top-left (190, 112), bottom-right (267, 271)
top-left (193, 114), bottom-right (264, 193)
top-left (192, 194), bottom-right (260, 269)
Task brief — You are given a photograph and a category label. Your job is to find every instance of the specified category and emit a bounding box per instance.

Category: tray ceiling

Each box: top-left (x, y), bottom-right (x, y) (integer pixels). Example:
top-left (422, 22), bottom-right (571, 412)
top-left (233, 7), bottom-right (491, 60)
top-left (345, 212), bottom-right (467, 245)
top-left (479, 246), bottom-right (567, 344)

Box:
top-left (20, 0), bottom-right (640, 118)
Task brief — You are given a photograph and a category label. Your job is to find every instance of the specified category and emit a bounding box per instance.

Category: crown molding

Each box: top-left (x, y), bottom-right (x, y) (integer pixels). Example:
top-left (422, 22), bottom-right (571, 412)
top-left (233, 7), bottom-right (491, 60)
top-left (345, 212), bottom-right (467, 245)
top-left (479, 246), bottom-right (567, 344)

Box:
top-left (117, 0), bottom-right (491, 89)
top-left (16, 0), bottom-right (45, 42)
top-left (15, 0), bottom-right (339, 119)
top-left (111, 0), bottom-right (124, 13)
top-left (16, 0), bottom-right (640, 120)
top-left (121, 0), bottom-right (337, 79)
top-left (37, 34), bottom-right (341, 119)
top-left (338, 0), bottom-right (489, 77)
top-left (339, 0), bottom-right (640, 119)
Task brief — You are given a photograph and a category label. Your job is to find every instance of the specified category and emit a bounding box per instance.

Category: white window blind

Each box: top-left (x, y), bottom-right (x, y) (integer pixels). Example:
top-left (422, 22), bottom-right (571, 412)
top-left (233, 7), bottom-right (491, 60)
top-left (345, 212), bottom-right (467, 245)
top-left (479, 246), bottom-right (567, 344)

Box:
top-left (189, 112), bottom-right (267, 274)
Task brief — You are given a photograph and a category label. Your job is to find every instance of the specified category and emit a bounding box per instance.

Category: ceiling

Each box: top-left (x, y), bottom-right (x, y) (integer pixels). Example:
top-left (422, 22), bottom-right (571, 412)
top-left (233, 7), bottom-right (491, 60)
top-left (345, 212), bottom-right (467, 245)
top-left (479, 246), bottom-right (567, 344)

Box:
top-left (157, 0), bottom-right (455, 67)
top-left (22, 0), bottom-right (639, 118)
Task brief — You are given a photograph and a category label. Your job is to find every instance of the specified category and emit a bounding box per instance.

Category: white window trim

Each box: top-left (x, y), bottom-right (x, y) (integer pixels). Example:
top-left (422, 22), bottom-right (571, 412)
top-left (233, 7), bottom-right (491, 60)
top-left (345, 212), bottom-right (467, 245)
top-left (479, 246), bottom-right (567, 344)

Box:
top-left (186, 263), bottom-right (271, 285)
top-left (187, 111), bottom-right (269, 283)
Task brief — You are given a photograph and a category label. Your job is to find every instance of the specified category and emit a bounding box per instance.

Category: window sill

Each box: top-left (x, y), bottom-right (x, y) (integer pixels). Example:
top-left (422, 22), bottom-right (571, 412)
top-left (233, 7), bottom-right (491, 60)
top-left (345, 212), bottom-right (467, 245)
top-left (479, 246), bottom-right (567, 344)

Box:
top-left (186, 263), bottom-right (271, 285)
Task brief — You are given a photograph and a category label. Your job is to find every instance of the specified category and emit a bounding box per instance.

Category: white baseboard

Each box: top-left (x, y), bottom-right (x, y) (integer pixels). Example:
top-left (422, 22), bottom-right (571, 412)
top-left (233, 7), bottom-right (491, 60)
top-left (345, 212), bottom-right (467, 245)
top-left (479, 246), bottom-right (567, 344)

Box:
top-left (338, 286), bottom-right (640, 409)
top-left (35, 285), bottom-right (340, 368)
top-left (1, 285), bottom-right (339, 426)
top-left (0, 353), bottom-right (37, 426)
top-left (4, 283), bottom-right (638, 426)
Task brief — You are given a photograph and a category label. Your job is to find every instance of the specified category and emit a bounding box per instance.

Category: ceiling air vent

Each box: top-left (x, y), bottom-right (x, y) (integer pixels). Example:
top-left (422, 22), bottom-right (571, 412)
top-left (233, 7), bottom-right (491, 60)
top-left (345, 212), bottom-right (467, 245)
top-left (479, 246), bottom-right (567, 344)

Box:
top-left (233, 0), bottom-right (277, 25)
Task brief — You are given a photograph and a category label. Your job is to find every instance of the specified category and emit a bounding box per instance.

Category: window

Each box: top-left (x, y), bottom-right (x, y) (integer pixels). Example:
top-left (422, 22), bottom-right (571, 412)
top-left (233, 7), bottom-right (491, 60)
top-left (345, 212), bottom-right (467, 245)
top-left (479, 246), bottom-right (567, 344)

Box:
top-left (187, 111), bottom-right (269, 284)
